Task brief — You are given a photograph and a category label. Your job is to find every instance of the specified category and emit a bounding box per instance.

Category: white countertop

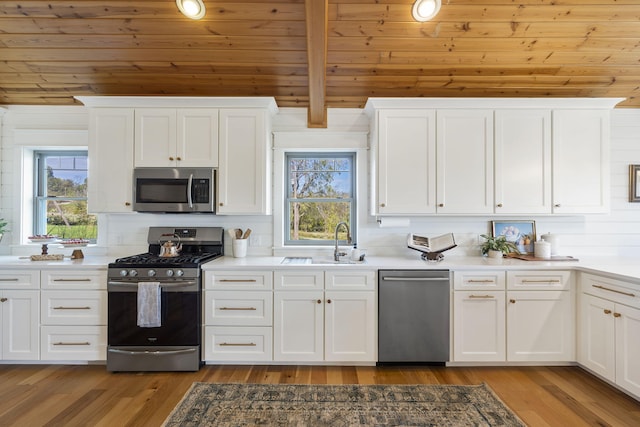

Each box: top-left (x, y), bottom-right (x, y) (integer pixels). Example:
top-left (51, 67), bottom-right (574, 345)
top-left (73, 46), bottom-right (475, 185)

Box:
top-left (0, 255), bottom-right (112, 269)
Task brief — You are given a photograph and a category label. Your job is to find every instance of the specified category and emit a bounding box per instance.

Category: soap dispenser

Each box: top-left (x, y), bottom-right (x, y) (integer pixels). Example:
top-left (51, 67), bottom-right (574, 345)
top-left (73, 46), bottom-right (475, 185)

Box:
top-left (351, 243), bottom-right (361, 261)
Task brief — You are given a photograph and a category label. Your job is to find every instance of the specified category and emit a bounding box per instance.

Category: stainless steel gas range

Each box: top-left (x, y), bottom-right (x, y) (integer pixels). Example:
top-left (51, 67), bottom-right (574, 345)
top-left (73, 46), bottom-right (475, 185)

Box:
top-left (106, 226), bottom-right (223, 372)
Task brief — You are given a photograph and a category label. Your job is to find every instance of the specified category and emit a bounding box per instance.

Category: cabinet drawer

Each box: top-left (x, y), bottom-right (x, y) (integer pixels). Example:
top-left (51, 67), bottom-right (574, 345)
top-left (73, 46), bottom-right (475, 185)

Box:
top-left (454, 270), bottom-right (505, 290)
top-left (204, 326), bottom-right (272, 361)
top-left (204, 291), bottom-right (272, 326)
top-left (507, 270), bottom-right (572, 290)
top-left (40, 325), bottom-right (107, 361)
top-left (274, 271), bottom-right (324, 290)
top-left (581, 273), bottom-right (640, 308)
top-left (0, 270), bottom-right (40, 289)
top-left (41, 290), bottom-right (107, 325)
top-left (41, 270), bottom-right (106, 290)
top-left (205, 270), bottom-right (273, 290)
top-left (325, 270), bottom-right (376, 290)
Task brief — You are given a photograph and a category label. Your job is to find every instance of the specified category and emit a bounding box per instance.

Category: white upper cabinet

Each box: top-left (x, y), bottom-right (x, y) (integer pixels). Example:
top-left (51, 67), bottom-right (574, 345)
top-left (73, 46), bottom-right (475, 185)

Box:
top-left (375, 109), bottom-right (436, 214)
top-left (87, 108), bottom-right (135, 213)
top-left (218, 108), bottom-right (271, 215)
top-left (552, 109), bottom-right (610, 214)
top-left (135, 108), bottom-right (219, 168)
top-left (436, 109), bottom-right (494, 214)
top-left (494, 109), bottom-right (552, 214)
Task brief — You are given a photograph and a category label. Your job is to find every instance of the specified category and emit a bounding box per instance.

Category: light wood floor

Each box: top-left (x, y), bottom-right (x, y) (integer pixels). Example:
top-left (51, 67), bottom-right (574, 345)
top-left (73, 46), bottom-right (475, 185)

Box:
top-left (0, 364), bottom-right (638, 426)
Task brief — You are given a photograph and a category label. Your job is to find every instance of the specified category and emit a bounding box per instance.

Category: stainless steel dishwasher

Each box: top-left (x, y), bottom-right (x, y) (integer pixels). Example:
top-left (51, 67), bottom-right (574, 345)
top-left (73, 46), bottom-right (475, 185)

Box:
top-left (378, 269), bottom-right (450, 364)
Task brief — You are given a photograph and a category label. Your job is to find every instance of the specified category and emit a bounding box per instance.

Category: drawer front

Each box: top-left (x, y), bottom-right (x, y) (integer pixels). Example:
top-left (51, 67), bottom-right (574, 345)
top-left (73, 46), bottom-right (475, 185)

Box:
top-left (581, 273), bottom-right (640, 309)
top-left (205, 270), bottom-right (273, 290)
top-left (454, 270), bottom-right (505, 290)
top-left (325, 270), bottom-right (376, 290)
top-left (274, 271), bottom-right (324, 290)
top-left (204, 291), bottom-right (272, 326)
top-left (204, 326), bottom-right (273, 361)
top-left (0, 270), bottom-right (40, 290)
top-left (41, 270), bottom-right (106, 290)
top-left (507, 270), bottom-right (572, 290)
top-left (41, 290), bottom-right (107, 325)
top-left (40, 325), bottom-right (107, 361)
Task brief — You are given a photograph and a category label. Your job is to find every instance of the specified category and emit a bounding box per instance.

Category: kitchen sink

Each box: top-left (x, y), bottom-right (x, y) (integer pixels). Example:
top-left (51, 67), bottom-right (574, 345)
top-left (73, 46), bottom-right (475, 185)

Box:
top-left (280, 257), bottom-right (365, 265)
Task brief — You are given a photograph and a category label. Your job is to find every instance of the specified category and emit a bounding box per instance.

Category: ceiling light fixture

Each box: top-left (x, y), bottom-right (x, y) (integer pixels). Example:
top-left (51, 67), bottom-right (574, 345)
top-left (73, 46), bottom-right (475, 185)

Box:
top-left (176, 0), bottom-right (206, 20)
top-left (412, 0), bottom-right (441, 22)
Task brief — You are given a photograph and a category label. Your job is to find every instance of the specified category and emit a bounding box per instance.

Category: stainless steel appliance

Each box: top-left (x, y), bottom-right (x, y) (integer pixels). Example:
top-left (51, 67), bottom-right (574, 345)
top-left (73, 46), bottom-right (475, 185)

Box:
top-left (106, 226), bottom-right (223, 372)
top-left (378, 269), bottom-right (450, 364)
top-left (133, 167), bottom-right (216, 213)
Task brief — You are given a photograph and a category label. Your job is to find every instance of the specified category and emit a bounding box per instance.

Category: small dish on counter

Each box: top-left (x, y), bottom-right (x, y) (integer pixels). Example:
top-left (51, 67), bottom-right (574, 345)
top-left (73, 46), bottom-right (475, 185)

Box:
top-left (59, 239), bottom-right (90, 248)
top-left (28, 236), bottom-right (59, 244)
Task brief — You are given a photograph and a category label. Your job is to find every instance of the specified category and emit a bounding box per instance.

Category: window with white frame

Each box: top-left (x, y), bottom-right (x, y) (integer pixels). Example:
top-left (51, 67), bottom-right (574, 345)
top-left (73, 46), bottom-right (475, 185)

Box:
top-left (34, 150), bottom-right (97, 241)
top-left (285, 153), bottom-right (356, 245)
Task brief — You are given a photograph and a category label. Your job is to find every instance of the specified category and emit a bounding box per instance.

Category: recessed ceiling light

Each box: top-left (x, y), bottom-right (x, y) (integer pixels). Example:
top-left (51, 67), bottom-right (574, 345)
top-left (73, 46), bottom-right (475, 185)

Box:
top-left (176, 0), bottom-right (206, 20)
top-left (412, 0), bottom-right (441, 22)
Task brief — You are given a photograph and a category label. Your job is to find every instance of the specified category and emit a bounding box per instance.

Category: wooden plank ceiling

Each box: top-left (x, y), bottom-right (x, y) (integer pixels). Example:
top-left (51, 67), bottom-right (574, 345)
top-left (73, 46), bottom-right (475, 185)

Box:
top-left (1, 0), bottom-right (639, 126)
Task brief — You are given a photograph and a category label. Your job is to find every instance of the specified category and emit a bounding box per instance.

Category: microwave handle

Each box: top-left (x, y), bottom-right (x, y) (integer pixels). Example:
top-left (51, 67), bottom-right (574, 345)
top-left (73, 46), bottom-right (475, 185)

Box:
top-left (187, 173), bottom-right (194, 208)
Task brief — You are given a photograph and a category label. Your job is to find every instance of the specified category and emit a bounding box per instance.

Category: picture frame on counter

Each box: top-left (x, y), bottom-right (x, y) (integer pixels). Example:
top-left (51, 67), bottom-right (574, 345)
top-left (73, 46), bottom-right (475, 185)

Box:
top-left (491, 220), bottom-right (536, 254)
top-left (629, 164), bottom-right (640, 202)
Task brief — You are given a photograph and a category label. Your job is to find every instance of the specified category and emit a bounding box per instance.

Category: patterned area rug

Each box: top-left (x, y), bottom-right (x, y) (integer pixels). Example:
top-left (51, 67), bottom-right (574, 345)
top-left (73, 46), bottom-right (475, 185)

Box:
top-left (162, 383), bottom-right (526, 426)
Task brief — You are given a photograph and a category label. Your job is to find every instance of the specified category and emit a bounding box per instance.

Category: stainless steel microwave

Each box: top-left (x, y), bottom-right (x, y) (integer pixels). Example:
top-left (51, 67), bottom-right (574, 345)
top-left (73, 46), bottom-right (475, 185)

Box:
top-left (133, 167), bottom-right (216, 213)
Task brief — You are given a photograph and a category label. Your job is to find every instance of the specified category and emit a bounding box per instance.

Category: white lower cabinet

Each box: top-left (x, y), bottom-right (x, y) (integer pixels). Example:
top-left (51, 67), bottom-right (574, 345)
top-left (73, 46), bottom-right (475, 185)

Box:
top-left (580, 273), bottom-right (640, 399)
top-left (453, 270), bottom-right (573, 363)
top-left (39, 269), bottom-right (107, 361)
top-left (1, 290), bottom-right (40, 360)
top-left (273, 270), bottom-right (376, 363)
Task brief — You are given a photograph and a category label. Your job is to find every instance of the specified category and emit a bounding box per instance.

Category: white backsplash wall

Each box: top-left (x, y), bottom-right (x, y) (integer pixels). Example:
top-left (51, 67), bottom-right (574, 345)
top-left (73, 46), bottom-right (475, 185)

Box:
top-left (1, 105), bottom-right (640, 258)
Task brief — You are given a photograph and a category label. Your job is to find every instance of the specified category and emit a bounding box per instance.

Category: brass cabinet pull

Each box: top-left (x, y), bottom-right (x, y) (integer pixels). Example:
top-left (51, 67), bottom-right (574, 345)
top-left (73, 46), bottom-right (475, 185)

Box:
top-left (0, 298), bottom-right (7, 302)
top-left (604, 309), bottom-right (612, 315)
top-left (53, 306), bottom-right (91, 310)
top-left (316, 299), bottom-right (322, 304)
top-left (509, 299), bottom-right (516, 304)
top-left (496, 203), bottom-right (503, 208)
top-left (219, 307), bottom-right (257, 311)
top-left (469, 295), bottom-right (494, 299)
top-left (125, 202), bottom-right (131, 206)
top-left (521, 279), bottom-right (561, 283)
top-left (613, 313), bottom-right (622, 318)
top-left (169, 156), bottom-right (174, 161)
top-left (219, 342), bottom-right (257, 347)
top-left (327, 299), bottom-right (332, 304)
top-left (593, 285), bottom-right (636, 298)
top-left (0, 278), bottom-right (19, 282)
top-left (219, 279), bottom-right (257, 283)
top-left (438, 203), bottom-right (444, 207)
top-left (467, 279), bottom-right (495, 283)
top-left (53, 278), bottom-right (92, 282)
top-left (554, 203), bottom-right (561, 207)
top-left (53, 342), bottom-right (90, 346)
top-left (176, 157), bottom-right (182, 161)
top-left (219, 202), bottom-right (224, 206)
top-left (380, 203), bottom-right (386, 207)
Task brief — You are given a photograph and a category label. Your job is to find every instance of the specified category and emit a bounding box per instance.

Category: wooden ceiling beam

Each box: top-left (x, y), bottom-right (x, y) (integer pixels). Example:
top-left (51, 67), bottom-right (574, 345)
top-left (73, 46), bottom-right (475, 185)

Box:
top-left (305, 0), bottom-right (328, 128)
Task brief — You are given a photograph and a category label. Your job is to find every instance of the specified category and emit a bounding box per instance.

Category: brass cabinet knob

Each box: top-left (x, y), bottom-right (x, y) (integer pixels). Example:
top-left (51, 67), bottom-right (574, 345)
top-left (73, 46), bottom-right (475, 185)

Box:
top-left (125, 202), bottom-right (131, 206)
top-left (380, 203), bottom-right (386, 208)
top-left (509, 299), bottom-right (516, 304)
top-left (614, 312), bottom-right (622, 318)
top-left (0, 298), bottom-right (7, 302)
top-left (496, 203), bottom-right (503, 208)
top-left (169, 157), bottom-right (174, 161)
top-left (219, 202), bottom-right (224, 207)
top-left (438, 203), bottom-right (444, 207)
top-left (316, 299), bottom-right (322, 304)
top-left (604, 309), bottom-right (612, 315)
top-left (176, 157), bottom-right (182, 161)
top-left (327, 299), bottom-right (332, 304)
top-left (554, 203), bottom-right (561, 207)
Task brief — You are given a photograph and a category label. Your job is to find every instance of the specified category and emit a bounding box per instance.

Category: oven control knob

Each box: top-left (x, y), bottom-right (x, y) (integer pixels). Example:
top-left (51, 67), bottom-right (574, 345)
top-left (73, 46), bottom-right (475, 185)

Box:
top-left (129, 269), bottom-right (138, 277)
top-left (119, 270), bottom-right (128, 277)
top-left (148, 269), bottom-right (156, 277)
top-left (166, 270), bottom-right (174, 277)
top-left (175, 269), bottom-right (185, 277)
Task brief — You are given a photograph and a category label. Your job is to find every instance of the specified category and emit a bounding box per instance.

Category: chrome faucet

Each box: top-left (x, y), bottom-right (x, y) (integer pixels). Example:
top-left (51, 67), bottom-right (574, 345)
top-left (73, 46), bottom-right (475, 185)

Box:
top-left (334, 222), bottom-right (352, 261)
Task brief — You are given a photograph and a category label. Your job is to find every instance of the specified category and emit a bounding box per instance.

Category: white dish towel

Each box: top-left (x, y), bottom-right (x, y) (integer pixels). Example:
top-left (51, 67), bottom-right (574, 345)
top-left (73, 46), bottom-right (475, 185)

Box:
top-left (137, 282), bottom-right (162, 328)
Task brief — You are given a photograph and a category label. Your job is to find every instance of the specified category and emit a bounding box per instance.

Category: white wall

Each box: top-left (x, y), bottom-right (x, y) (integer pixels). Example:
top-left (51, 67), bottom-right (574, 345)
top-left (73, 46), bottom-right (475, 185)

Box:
top-left (1, 104), bottom-right (640, 258)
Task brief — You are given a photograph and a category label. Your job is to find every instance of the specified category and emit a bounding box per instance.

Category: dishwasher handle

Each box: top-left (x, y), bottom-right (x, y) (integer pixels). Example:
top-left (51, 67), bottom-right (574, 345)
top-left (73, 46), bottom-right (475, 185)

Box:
top-left (382, 277), bottom-right (448, 282)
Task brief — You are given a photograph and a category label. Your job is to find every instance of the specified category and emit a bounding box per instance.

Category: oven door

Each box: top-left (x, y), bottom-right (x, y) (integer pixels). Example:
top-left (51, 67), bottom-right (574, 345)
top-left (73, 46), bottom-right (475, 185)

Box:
top-left (107, 280), bottom-right (201, 347)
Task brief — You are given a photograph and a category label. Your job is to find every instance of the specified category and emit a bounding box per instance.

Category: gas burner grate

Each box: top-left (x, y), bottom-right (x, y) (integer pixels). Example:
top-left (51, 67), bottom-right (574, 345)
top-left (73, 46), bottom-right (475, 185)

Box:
top-left (114, 252), bottom-right (220, 265)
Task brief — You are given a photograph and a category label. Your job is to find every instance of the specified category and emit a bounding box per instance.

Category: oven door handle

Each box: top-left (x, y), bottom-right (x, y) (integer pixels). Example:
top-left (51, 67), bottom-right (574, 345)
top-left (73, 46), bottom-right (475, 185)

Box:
top-left (108, 348), bottom-right (197, 356)
top-left (107, 280), bottom-right (197, 288)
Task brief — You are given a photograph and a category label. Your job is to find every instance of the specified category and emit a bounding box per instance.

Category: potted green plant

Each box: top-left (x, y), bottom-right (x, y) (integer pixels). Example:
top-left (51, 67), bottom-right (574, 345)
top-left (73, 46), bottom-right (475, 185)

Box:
top-left (0, 218), bottom-right (8, 243)
top-left (480, 234), bottom-right (519, 258)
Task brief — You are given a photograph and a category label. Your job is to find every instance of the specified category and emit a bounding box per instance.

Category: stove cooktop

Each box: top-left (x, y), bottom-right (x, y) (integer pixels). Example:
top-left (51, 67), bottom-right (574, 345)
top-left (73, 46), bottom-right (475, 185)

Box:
top-left (111, 252), bottom-right (221, 268)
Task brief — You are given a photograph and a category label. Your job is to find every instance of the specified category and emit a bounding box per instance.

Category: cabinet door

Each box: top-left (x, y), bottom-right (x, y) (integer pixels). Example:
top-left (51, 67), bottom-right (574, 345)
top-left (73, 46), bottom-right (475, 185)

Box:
top-left (579, 294), bottom-right (616, 381)
top-left (436, 109), bottom-right (494, 214)
top-left (87, 108), bottom-right (134, 213)
top-left (218, 109), bottom-right (270, 214)
top-left (273, 291), bottom-right (323, 361)
top-left (1, 290), bottom-right (39, 360)
top-left (615, 303), bottom-right (640, 398)
top-left (494, 109), bottom-right (552, 214)
top-left (134, 108), bottom-right (177, 167)
top-left (375, 109), bottom-right (436, 214)
top-left (177, 109), bottom-right (219, 167)
top-left (507, 290), bottom-right (574, 362)
top-left (324, 291), bottom-right (376, 362)
top-left (453, 291), bottom-right (506, 362)
top-left (552, 109), bottom-right (610, 213)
